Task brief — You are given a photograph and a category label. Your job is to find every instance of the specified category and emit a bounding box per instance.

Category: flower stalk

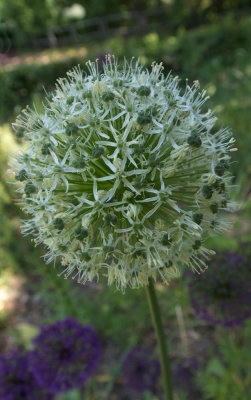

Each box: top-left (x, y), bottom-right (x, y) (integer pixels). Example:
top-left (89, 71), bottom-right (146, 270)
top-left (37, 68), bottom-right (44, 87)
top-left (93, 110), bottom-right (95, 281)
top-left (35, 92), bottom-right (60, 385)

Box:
top-left (145, 278), bottom-right (173, 400)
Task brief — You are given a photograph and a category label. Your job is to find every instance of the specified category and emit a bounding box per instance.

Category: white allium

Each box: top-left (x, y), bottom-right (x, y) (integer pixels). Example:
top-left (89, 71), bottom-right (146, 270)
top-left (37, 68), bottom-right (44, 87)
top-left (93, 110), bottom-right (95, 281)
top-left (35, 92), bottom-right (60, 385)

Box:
top-left (12, 56), bottom-right (236, 289)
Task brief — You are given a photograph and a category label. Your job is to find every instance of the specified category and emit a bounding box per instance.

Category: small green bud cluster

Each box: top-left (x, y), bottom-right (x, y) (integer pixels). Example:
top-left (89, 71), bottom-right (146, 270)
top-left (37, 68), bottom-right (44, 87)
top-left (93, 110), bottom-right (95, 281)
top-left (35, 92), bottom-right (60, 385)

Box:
top-left (16, 169), bottom-right (28, 182)
top-left (215, 160), bottom-right (229, 176)
top-left (12, 56), bottom-right (236, 290)
top-left (102, 91), bottom-right (115, 102)
top-left (187, 133), bottom-right (202, 148)
top-left (75, 227), bottom-right (88, 239)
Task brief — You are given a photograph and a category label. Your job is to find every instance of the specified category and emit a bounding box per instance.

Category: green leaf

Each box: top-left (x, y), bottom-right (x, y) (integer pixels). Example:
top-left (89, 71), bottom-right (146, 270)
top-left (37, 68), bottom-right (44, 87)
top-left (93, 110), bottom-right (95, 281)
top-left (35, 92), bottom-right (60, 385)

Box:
top-left (206, 357), bottom-right (226, 377)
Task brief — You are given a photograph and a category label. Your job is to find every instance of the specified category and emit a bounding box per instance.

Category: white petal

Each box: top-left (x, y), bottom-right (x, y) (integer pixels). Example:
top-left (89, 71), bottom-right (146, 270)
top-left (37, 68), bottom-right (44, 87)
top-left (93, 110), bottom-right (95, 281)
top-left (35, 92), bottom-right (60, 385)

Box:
top-left (125, 169), bottom-right (148, 176)
top-left (101, 156), bottom-right (117, 173)
top-left (93, 179), bottom-right (99, 201)
top-left (50, 151), bottom-right (59, 165)
top-left (96, 140), bottom-right (117, 147)
top-left (49, 136), bottom-right (58, 146)
top-left (95, 175), bottom-right (116, 181)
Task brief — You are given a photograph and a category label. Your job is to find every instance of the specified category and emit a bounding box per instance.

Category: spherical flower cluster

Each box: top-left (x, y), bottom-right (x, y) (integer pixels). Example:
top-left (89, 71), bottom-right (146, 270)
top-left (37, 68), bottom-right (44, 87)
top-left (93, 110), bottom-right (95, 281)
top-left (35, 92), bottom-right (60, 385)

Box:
top-left (29, 317), bottom-right (101, 393)
top-left (122, 348), bottom-right (160, 392)
top-left (188, 251), bottom-right (251, 327)
top-left (0, 351), bottom-right (53, 400)
top-left (12, 56), bottom-right (236, 289)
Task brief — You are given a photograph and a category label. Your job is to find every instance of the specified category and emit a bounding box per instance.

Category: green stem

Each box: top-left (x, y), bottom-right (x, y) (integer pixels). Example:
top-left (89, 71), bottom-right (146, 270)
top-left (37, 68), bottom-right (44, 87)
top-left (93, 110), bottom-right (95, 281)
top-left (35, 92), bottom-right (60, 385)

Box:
top-left (145, 278), bottom-right (173, 400)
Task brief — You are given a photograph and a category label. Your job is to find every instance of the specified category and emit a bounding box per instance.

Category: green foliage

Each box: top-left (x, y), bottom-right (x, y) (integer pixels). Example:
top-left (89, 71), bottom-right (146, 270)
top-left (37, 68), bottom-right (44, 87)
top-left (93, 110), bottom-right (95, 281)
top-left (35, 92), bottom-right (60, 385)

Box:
top-left (0, 0), bottom-right (56, 49)
top-left (0, 58), bottom-right (80, 124)
top-left (198, 328), bottom-right (251, 400)
top-left (1, 0), bottom-right (250, 51)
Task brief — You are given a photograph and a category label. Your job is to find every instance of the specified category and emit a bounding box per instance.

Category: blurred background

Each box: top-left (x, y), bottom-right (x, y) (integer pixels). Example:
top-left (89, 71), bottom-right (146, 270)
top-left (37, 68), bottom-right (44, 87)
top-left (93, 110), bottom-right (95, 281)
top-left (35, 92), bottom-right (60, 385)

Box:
top-left (0, 1), bottom-right (251, 399)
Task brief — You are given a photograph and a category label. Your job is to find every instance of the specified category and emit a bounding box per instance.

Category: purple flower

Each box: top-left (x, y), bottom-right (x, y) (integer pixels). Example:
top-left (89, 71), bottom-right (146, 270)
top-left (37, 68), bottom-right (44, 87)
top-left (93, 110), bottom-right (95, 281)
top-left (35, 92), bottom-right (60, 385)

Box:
top-left (0, 351), bottom-right (53, 400)
top-left (29, 317), bottom-right (101, 393)
top-left (173, 357), bottom-right (202, 398)
top-left (188, 251), bottom-right (251, 327)
top-left (122, 348), bottom-right (160, 392)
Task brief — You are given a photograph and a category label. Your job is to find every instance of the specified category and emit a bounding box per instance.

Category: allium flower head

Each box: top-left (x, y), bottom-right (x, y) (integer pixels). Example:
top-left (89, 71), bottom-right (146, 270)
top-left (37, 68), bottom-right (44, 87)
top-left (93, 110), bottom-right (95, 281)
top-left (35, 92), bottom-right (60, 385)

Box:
top-left (12, 56), bottom-right (236, 289)
top-left (122, 348), bottom-right (160, 392)
top-left (188, 251), bottom-right (251, 327)
top-left (29, 317), bottom-right (101, 393)
top-left (0, 351), bottom-right (53, 400)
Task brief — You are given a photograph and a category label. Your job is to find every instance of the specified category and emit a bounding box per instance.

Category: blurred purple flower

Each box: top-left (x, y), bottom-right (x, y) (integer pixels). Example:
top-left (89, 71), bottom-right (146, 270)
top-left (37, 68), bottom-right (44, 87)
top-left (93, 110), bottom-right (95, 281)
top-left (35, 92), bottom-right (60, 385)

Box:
top-left (188, 251), bottom-right (251, 327)
top-left (0, 351), bottom-right (53, 400)
top-left (173, 357), bottom-right (202, 398)
top-left (29, 317), bottom-right (101, 394)
top-left (122, 347), bottom-right (160, 392)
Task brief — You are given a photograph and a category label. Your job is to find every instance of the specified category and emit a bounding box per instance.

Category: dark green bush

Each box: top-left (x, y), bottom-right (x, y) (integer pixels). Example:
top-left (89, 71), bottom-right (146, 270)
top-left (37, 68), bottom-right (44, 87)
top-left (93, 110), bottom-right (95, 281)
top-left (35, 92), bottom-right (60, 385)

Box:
top-left (0, 58), bottom-right (81, 124)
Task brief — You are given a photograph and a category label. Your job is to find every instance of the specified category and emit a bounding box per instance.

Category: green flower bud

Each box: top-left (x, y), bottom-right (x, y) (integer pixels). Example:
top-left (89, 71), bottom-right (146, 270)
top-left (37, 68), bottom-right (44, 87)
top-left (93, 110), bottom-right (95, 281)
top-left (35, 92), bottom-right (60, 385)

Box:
top-left (137, 86), bottom-right (151, 96)
top-left (215, 160), bottom-right (229, 176)
top-left (209, 126), bottom-right (218, 135)
top-left (82, 252), bottom-right (91, 262)
top-left (24, 182), bottom-right (36, 195)
top-left (102, 91), bottom-right (115, 101)
top-left (72, 198), bottom-right (80, 206)
top-left (187, 133), bottom-right (202, 148)
top-left (53, 218), bottom-right (64, 231)
top-left (137, 111), bottom-right (152, 125)
top-left (161, 233), bottom-right (172, 246)
top-left (193, 213), bottom-right (203, 225)
top-left (16, 169), bottom-right (28, 182)
top-left (75, 227), bottom-right (88, 240)
top-left (193, 240), bottom-right (201, 250)
top-left (202, 185), bottom-right (213, 199)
